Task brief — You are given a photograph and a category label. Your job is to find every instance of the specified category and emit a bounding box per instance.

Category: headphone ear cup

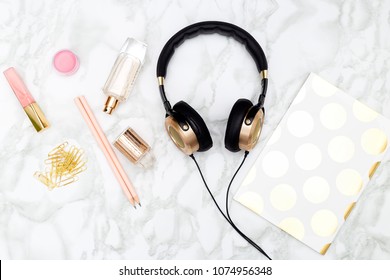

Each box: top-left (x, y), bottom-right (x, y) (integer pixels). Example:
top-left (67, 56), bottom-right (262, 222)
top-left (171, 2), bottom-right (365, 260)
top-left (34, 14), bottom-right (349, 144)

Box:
top-left (225, 99), bottom-right (253, 152)
top-left (172, 101), bottom-right (213, 152)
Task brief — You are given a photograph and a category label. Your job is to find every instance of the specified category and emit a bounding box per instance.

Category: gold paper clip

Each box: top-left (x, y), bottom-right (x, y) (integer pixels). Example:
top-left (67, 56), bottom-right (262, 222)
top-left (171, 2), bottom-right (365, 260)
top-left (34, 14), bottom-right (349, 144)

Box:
top-left (35, 142), bottom-right (87, 190)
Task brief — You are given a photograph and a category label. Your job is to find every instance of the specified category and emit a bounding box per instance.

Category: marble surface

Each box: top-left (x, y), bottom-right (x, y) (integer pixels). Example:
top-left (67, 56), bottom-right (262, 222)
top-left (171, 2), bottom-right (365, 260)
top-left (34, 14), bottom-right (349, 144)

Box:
top-left (0, 0), bottom-right (390, 260)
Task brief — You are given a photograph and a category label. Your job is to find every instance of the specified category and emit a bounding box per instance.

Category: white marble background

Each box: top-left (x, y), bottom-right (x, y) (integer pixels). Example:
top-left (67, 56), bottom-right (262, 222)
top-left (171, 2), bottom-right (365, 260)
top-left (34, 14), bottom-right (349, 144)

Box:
top-left (0, 0), bottom-right (390, 260)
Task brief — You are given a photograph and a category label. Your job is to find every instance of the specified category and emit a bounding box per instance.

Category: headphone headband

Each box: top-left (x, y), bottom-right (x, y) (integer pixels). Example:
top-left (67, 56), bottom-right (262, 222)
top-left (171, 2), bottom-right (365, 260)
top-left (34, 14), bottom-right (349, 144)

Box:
top-left (157, 21), bottom-right (268, 114)
top-left (156, 21), bottom-right (268, 77)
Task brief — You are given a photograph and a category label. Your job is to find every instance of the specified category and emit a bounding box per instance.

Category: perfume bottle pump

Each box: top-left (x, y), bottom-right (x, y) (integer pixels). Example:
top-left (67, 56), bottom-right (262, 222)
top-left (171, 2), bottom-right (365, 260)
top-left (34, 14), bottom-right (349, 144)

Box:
top-left (103, 38), bottom-right (147, 114)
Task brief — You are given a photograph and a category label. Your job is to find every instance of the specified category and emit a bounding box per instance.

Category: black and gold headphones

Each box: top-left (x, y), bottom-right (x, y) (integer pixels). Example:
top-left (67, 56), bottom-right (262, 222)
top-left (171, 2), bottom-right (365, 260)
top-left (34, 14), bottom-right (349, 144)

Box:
top-left (157, 21), bottom-right (268, 155)
top-left (156, 21), bottom-right (272, 259)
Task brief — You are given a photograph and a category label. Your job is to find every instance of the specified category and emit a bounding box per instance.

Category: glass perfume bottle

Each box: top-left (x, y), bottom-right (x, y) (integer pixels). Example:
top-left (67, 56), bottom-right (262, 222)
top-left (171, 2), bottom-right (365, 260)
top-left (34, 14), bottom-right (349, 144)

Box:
top-left (103, 38), bottom-right (147, 114)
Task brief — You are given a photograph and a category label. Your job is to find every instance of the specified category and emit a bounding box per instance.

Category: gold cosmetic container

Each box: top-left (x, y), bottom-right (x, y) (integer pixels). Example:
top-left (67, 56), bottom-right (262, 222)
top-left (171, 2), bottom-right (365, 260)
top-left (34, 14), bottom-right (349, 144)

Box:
top-left (114, 127), bottom-right (154, 168)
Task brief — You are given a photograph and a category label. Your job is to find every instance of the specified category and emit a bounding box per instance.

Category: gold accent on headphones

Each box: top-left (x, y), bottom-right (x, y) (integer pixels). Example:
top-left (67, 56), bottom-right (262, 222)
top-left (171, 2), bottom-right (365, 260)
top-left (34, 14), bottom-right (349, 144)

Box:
top-left (260, 70), bottom-right (268, 79)
top-left (239, 108), bottom-right (264, 151)
top-left (158, 76), bottom-right (165, 86)
top-left (165, 116), bottom-right (199, 155)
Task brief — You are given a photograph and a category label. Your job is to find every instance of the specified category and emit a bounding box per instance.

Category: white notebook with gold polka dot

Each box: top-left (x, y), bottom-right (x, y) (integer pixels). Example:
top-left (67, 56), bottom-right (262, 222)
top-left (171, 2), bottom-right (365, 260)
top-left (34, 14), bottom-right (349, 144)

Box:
top-left (234, 73), bottom-right (390, 254)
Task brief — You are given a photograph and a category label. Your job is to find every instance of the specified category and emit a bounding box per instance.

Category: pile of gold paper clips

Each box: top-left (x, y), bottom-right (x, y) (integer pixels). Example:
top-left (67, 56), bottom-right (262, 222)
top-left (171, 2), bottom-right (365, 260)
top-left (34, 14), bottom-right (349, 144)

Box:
top-left (34, 142), bottom-right (87, 190)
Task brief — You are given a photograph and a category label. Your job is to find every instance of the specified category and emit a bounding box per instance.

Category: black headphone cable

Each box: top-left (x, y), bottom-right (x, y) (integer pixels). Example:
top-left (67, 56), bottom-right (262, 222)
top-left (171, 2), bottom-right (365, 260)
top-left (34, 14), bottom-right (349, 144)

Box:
top-left (190, 153), bottom-right (272, 260)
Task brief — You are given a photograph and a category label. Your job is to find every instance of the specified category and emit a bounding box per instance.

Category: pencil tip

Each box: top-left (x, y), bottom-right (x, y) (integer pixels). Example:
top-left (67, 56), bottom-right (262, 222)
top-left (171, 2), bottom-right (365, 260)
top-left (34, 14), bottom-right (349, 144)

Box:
top-left (133, 205), bottom-right (136, 209)
top-left (138, 203), bottom-right (142, 207)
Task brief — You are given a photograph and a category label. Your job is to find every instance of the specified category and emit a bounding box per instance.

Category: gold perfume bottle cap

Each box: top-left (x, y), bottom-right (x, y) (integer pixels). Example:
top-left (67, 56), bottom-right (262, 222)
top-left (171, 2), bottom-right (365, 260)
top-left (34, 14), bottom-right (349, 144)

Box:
top-left (114, 127), bottom-right (154, 168)
top-left (103, 96), bottom-right (119, 114)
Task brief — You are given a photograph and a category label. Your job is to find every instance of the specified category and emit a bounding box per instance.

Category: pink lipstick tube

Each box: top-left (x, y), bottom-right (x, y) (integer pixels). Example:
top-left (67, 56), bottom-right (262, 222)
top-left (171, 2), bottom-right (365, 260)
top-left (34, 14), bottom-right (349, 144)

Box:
top-left (3, 67), bottom-right (49, 132)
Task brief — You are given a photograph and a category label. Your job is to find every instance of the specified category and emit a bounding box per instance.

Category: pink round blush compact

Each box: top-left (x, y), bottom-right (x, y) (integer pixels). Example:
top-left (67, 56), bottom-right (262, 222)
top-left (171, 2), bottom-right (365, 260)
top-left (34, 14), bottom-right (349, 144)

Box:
top-left (53, 50), bottom-right (79, 75)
